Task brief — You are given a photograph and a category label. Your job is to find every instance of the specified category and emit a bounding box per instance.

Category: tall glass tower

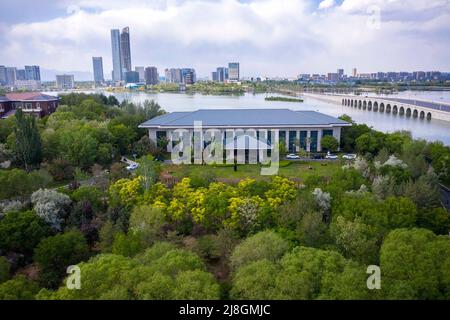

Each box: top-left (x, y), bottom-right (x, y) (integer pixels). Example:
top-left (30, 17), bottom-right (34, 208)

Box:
top-left (111, 29), bottom-right (122, 81)
top-left (92, 57), bottom-right (104, 83)
top-left (120, 27), bottom-right (132, 74)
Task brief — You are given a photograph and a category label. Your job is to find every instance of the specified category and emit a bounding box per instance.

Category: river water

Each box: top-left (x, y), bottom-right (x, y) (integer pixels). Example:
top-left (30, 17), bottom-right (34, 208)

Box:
top-left (46, 90), bottom-right (450, 145)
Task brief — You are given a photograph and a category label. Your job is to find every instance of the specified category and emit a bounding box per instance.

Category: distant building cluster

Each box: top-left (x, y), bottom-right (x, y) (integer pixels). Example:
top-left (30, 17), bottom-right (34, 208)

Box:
top-left (297, 68), bottom-right (450, 84)
top-left (164, 68), bottom-right (196, 85)
top-left (0, 65), bottom-right (42, 90)
top-left (211, 63), bottom-right (240, 83)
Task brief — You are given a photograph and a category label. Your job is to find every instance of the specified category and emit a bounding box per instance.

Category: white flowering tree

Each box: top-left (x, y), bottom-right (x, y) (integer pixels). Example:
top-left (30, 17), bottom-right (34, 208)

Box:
top-left (31, 189), bottom-right (72, 231)
top-left (312, 188), bottom-right (332, 212)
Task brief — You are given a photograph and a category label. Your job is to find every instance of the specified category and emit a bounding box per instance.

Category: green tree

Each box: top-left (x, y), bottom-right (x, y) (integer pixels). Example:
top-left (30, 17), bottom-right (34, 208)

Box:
top-left (230, 230), bottom-right (290, 270)
top-left (0, 211), bottom-right (51, 255)
top-left (12, 109), bottom-right (42, 171)
top-left (320, 135), bottom-right (339, 152)
top-left (34, 231), bottom-right (89, 288)
top-left (0, 256), bottom-right (10, 283)
top-left (129, 205), bottom-right (167, 246)
top-left (111, 232), bottom-right (144, 257)
top-left (380, 228), bottom-right (450, 299)
top-left (172, 270), bottom-right (220, 299)
top-left (0, 275), bottom-right (39, 300)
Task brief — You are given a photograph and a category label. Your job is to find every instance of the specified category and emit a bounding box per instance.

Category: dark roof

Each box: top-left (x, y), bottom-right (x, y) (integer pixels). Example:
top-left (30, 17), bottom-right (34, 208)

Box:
top-left (5, 92), bottom-right (59, 101)
top-left (139, 109), bottom-right (349, 128)
top-left (0, 96), bottom-right (9, 102)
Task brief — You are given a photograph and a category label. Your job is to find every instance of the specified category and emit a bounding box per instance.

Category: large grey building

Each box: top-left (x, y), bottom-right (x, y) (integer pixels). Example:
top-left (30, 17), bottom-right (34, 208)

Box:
top-left (92, 57), bottom-right (104, 83)
top-left (25, 65), bottom-right (41, 81)
top-left (139, 109), bottom-right (350, 162)
top-left (56, 74), bottom-right (75, 89)
top-left (120, 27), bottom-right (132, 74)
top-left (110, 29), bottom-right (122, 81)
top-left (0, 66), bottom-right (7, 85)
top-left (228, 62), bottom-right (240, 81)
top-left (145, 67), bottom-right (159, 85)
top-left (5, 67), bottom-right (17, 86)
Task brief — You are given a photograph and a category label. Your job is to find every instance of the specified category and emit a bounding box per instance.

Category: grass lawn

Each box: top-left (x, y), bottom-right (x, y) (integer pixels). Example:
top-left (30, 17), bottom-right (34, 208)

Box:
top-left (166, 160), bottom-right (343, 181)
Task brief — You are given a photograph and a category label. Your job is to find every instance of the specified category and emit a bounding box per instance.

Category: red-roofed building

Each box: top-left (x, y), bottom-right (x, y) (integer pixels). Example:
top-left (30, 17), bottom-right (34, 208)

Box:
top-left (0, 92), bottom-right (59, 118)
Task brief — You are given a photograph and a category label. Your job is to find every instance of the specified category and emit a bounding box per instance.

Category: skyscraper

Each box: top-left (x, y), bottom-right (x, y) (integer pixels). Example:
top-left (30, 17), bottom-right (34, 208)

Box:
top-left (145, 67), bottom-right (159, 85)
top-left (135, 66), bottom-right (145, 82)
top-left (56, 74), bottom-right (75, 89)
top-left (6, 67), bottom-right (17, 86)
top-left (92, 57), bottom-right (104, 83)
top-left (25, 65), bottom-right (41, 81)
top-left (120, 27), bottom-right (132, 74)
top-left (111, 29), bottom-right (122, 81)
top-left (228, 62), bottom-right (240, 81)
top-left (216, 67), bottom-right (228, 82)
top-left (337, 69), bottom-right (344, 80)
top-left (352, 68), bottom-right (357, 78)
top-left (16, 69), bottom-right (26, 81)
top-left (0, 66), bottom-right (7, 85)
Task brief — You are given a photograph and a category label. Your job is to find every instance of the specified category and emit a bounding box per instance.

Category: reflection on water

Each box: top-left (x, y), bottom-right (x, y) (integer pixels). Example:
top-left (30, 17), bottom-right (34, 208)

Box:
top-left (48, 90), bottom-right (450, 145)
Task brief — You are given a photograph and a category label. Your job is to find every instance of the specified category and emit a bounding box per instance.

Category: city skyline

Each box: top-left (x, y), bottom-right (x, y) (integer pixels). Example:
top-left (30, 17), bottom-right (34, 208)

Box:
top-left (0, 0), bottom-right (449, 80)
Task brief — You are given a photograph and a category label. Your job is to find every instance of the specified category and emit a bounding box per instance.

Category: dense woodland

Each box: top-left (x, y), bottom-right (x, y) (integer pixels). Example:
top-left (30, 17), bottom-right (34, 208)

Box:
top-left (0, 93), bottom-right (449, 300)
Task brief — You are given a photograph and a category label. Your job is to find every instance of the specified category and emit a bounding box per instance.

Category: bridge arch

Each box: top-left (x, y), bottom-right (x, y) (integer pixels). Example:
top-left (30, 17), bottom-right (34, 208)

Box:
top-left (380, 103), bottom-right (385, 113)
top-left (363, 101), bottom-right (367, 110)
top-left (406, 108), bottom-right (412, 117)
top-left (393, 105), bottom-right (398, 114)
top-left (373, 101), bottom-right (378, 111)
top-left (358, 100), bottom-right (362, 109)
top-left (427, 112), bottom-right (432, 120)
top-left (413, 109), bottom-right (418, 118)
top-left (420, 111), bottom-right (425, 119)
top-left (399, 106), bottom-right (405, 115)
top-left (342, 98), bottom-right (345, 105)
top-left (386, 104), bottom-right (391, 113)
top-left (368, 101), bottom-right (372, 111)
top-left (350, 100), bottom-right (354, 107)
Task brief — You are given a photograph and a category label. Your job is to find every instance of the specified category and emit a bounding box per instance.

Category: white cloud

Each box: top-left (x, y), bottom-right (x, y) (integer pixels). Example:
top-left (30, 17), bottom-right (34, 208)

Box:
top-left (318, 0), bottom-right (336, 10)
top-left (0, 0), bottom-right (449, 79)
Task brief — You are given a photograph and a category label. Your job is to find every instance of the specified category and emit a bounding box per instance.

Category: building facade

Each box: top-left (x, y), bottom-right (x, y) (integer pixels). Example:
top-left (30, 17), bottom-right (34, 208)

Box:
top-left (25, 66), bottom-right (41, 81)
top-left (139, 109), bottom-right (350, 163)
top-left (135, 66), bottom-right (145, 82)
top-left (145, 67), bottom-right (159, 85)
top-left (110, 29), bottom-right (122, 81)
top-left (120, 27), bottom-right (132, 74)
top-left (56, 74), bottom-right (75, 89)
top-left (0, 92), bottom-right (59, 118)
top-left (228, 62), bottom-right (239, 81)
top-left (124, 71), bottom-right (139, 84)
top-left (92, 57), bottom-right (104, 83)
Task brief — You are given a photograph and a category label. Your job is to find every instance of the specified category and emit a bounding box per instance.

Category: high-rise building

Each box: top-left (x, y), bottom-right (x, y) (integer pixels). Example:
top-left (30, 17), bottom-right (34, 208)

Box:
top-left (216, 67), bottom-right (228, 82)
top-left (124, 71), bottom-right (139, 84)
top-left (25, 65), bottom-right (41, 81)
top-left (120, 27), bottom-right (132, 74)
top-left (135, 66), bottom-right (145, 82)
top-left (337, 69), bottom-right (344, 80)
top-left (352, 68), bottom-right (357, 78)
top-left (228, 62), bottom-right (240, 81)
top-left (92, 57), bottom-right (104, 83)
top-left (145, 67), bottom-right (159, 85)
top-left (212, 71), bottom-right (218, 82)
top-left (16, 69), bottom-right (26, 81)
top-left (111, 29), bottom-right (122, 81)
top-left (0, 66), bottom-right (7, 85)
top-left (181, 68), bottom-right (196, 84)
top-left (6, 67), bottom-right (17, 86)
top-left (56, 74), bottom-right (75, 89)
top-left (165, 68), bottom-right (183, 83)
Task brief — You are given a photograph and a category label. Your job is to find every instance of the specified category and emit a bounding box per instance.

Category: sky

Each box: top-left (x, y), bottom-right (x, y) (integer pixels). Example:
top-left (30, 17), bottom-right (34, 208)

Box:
top-left (1, 0), bottom-right (449, 80)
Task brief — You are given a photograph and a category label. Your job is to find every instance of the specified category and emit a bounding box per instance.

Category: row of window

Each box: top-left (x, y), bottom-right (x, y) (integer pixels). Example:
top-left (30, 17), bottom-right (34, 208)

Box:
top-left (158, 129), bottom-right (335, 152)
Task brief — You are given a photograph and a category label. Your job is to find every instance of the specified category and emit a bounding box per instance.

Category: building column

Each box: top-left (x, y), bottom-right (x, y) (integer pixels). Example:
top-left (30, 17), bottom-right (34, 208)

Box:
top-left (148, 129), bottom-right (157, 145)
top-left (167, 130), bottom-right (173, 152)
top-left (306, 130), bottom-right (311, 152)
top-left (333, 127), bottom-right (341, 151)
top-left (317, 129), bottom-right (322, 152)
top-left (296, 130), bottom-right (300, 152)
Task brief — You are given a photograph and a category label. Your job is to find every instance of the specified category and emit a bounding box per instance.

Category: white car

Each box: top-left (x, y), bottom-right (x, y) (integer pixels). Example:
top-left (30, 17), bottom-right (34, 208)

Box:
top-left (286, 153), bottom-right (300, 160)
top-left (126, 163), bottom-right (139, 171)
top-left (325, 152), bottom-right (338, 160)
top-left (343, 154), bottom-right (357, 160)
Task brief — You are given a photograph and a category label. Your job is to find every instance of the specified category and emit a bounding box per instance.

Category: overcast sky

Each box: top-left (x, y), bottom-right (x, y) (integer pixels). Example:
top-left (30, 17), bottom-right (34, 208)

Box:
top-left (1, 0), bottom-right (449, 80)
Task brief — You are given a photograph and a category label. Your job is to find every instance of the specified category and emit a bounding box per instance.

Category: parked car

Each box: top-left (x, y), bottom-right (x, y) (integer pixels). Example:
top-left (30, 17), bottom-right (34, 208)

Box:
top-left (286, 153), bottom-right (300, 160)
top-left (126, 163), bottom-right (139, 171)
top-left (313, 154), bottom-right (324, 160)
top-left (325, 151), bottom-right (338, 160)
top-left (343, 153), bottom-right (357, 160)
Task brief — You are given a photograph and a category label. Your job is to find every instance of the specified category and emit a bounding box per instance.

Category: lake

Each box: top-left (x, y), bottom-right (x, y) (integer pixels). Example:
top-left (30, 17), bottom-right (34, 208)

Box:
top-left (46, 90), bottom-right (450, 145)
